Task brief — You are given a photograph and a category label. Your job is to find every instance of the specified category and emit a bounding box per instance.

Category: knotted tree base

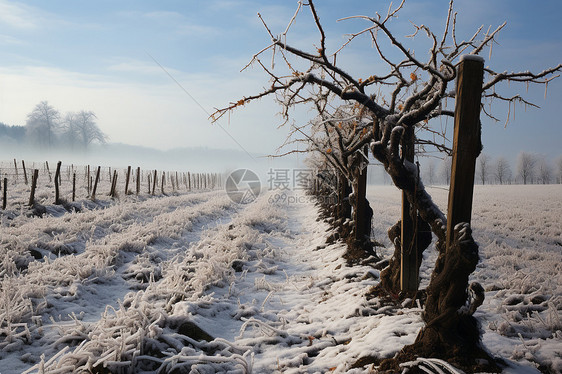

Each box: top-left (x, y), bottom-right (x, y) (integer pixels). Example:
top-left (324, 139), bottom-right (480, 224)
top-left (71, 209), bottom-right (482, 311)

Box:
top-left (378, 223), bottom-right (501, 373)
top-left (371, 216), bottom-right (432, 301)
top-left (344, 235), bottom-right (383, 266)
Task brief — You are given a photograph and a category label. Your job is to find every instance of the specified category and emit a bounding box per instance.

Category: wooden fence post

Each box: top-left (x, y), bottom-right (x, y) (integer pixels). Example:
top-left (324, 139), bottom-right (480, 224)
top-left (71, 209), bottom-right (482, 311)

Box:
top-left (13, 159), bottom-right (18, 180)
top-left (54, 161), bottom-right (62, 204)
top-left (188, 172), bottom-right (191, 190)
top-left (110, 170), bottom-right (118, 198)
top-left (91, 166), bottom-right (101, 201)
top-left (22, 160), bottom-right (28, 185)
top-left (29, 169), bottom-right (39, 206)
top-left (400, 125), bottom-right (418, 292)
top-left (161, 171), bottom-right (165, 195)
top-left (46, 161), bottom-right (52, 183)
top-left (125, 166), bottom-right (131, 195)
top-left (152, 170), bottom-right (157, 195)
top-left (2, 177), bottom-right (6, 209)
top-left (446, 55), bottom-right (484, 250)
top-left (87, 165), bottom-right (91, 194)
top-left (72, 172), bottom-right (76, 202)
top-left (136, 167), bottom-right (141, 195)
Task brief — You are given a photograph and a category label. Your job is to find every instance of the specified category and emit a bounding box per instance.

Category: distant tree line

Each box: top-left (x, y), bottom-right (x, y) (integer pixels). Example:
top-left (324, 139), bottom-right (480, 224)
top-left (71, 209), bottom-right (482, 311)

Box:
top-left (421, 152), bottom-right (562, 185)
top-left (0, 101), bottom-right (107, 151)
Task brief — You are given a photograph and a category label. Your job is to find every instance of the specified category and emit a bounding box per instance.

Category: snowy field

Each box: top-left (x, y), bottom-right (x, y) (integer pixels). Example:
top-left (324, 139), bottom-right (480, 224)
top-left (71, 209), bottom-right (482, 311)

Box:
top-left (0, 175), bottom-right (561, 373)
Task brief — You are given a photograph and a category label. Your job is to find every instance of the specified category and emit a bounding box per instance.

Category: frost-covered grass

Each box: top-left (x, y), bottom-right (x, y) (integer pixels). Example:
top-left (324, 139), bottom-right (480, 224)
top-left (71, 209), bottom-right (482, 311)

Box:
top-left (0, 182), bottom-right (561, 373)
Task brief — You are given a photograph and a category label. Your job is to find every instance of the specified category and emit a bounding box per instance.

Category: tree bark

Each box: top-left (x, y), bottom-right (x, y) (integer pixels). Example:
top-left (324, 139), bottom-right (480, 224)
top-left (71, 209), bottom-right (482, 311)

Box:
top-left (345, 153), bottom-right (377, 264)
top-left (376, 216), bottom-right (431, 298)
top-left (380, 224), bottom-right (497, 373)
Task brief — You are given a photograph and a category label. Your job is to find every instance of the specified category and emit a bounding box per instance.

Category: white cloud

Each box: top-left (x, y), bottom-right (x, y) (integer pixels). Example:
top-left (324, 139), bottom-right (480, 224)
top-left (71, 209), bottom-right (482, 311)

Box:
top-left (143, 10), bottom-right (185, 22)
top-left (176, 23), bottom-right (220, 37)
top-left (0, 33), bottom-right (24, 45)
top-left (0, 0), bottom-right (38, 29)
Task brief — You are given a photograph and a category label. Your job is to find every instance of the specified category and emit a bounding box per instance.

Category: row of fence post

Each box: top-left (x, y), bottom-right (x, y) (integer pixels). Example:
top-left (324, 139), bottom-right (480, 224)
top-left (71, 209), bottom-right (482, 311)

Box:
top-left (1, 162), bottom-right (222, 210)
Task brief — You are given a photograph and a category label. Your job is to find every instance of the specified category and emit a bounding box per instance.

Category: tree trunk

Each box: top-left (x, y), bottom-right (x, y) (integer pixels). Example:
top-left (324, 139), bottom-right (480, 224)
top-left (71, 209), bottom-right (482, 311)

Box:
top-left (376, 215), bottom-right (431, 299)
top-left (336, 173), bottom-right (352, 238)
top-left (379, 57), bottom-right (497, 373)
top-left (380, 224), bottom-right (498, 373)
top-left (400, 125), bottom-right (417, 292)
top-left (345, 157), bottom-right (377, 264)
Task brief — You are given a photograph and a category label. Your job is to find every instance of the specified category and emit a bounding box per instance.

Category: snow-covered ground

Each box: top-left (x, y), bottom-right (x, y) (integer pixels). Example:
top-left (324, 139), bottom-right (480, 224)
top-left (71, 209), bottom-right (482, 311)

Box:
top-left (1, 177), bottom-right (561, 373)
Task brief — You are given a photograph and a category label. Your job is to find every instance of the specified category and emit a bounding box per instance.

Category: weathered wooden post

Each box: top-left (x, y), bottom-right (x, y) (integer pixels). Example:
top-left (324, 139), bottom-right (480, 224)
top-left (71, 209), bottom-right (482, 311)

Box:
top-left (29, 169), bottom-right (39, 206)
top-left (72, 172), bottom-right (76, 202)
top-left (152, 170), bottom-right (158, 195)
top-left (125, 166), bottom-right (131, 195)
top-left (87, 165), bottom-right (91, 194)
top-left (22, 160), bottom-right (28, 185)
top-left (91, 166), bottom-right (101, 201)
top-left (136, 167), bottom-right (141, 195)
top-left (46, 161), bottom-right (52, 183)
top-left (446, 55), bottom-right (484, 249)
top-left (188, 172), bottom-right (191, 190)
top-left (2, 177), bottom-right (6, 209)
top-left (400, 125), bottom-right (418, 292)
top-left (110, 170), bottom-right (118, 198)
top-left (152, 170), bottom-right (157, 195)
top-left (389, 56), bottom-right (492, 372)
top-left (13, 159), bottom-right (18, 180)
top-left (54, 161), bottom-right (62, 204)
top-left (161, 171), bottom-right (165, 195)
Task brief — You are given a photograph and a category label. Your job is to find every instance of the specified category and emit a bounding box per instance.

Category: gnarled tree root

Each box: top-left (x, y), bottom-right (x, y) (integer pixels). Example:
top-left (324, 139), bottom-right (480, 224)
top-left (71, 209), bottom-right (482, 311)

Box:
top-left (378, 223), bottom-right (501, 373)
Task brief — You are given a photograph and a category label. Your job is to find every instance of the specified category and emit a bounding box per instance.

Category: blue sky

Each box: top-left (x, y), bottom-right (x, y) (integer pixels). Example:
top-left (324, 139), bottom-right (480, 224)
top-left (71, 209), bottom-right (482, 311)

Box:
top-left (0, 0), bottom-right (560, 163)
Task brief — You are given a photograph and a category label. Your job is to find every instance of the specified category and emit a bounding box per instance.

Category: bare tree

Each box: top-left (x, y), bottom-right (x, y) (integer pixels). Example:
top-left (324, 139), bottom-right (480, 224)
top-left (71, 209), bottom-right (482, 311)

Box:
top-left (440, 156), bottom-right (452, 185)
top-left (494, 156), bottom-right (512, 185)
top-left (517, 152), bottom-right (536, 184)
top-left (477, 153), bottom-right (490, 185)
top-left (292, 103), bottom-right (376, 259)
top-left (537, 156), bottom-right (552, 184)
top-left (212, 1), bottom-right (561, 370)
top-left (423, 159), bottom-right (436, 185)
top-left (25, 101), bottom-right (61, 148)
top-left (64, 110), bottom-right (107, 150)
